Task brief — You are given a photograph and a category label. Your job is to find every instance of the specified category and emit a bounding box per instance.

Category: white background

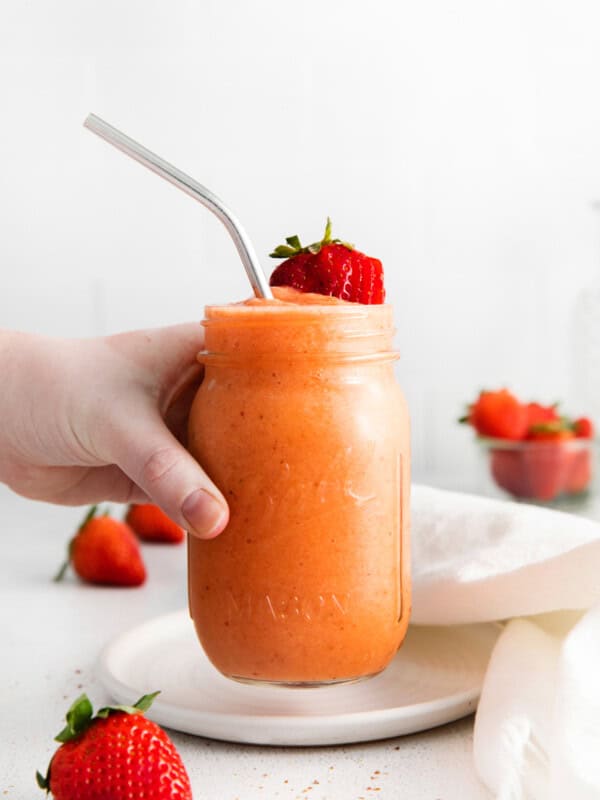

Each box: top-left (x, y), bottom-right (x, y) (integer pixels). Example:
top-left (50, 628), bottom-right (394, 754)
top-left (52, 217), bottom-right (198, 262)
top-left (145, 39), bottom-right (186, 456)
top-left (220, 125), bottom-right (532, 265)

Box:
top-left (2, 0), bottom-right (600, 484)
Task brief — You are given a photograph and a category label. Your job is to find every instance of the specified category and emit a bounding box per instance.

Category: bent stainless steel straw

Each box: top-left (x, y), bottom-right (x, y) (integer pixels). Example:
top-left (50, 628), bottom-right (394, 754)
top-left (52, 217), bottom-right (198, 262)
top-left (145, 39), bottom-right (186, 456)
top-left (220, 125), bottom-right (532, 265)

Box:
top-left (84, 113), bottom-right (272, 299)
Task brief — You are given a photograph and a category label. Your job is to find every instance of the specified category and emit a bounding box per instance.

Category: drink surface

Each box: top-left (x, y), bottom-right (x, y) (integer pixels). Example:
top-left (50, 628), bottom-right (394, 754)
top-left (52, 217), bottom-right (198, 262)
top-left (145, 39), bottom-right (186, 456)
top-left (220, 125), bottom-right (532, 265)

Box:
top-left (187, 287), bottom-right (410, 684)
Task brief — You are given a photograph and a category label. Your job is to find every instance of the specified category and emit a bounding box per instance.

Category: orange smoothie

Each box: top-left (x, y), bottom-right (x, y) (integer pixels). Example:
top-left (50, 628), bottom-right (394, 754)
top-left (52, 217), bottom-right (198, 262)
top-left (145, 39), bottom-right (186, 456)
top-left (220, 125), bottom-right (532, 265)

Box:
top-left (187, 287), bottom-right (410, 685)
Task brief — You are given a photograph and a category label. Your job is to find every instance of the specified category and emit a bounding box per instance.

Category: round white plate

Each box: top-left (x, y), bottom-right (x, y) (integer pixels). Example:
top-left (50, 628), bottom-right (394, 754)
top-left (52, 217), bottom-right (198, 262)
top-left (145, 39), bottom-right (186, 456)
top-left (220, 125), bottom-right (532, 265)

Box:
top-left (96, 610), bottom-right (500, 746)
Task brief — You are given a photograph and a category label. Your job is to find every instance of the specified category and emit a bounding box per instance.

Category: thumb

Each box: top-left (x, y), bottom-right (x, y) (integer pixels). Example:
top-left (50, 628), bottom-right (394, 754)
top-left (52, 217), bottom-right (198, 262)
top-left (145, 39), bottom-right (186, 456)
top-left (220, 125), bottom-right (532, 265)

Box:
top-left (109, 410), bottom-right (229, 539)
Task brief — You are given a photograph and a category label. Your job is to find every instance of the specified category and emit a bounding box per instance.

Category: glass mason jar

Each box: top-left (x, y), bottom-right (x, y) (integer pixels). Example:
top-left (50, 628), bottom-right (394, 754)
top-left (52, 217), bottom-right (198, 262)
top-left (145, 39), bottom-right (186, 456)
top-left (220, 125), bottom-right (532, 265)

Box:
top-left (187, 290), bottom-right (410, 686)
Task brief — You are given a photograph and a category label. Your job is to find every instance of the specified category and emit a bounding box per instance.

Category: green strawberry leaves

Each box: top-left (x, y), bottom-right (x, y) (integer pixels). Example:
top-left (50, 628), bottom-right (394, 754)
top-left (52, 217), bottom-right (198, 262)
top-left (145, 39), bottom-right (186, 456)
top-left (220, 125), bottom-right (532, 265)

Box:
top-left (270, 242), bottom-right (303, 258)
top-left (36, 770), bottom-right (50, 790)
top-left (269, 217), bottom-right (354, 259)
top-left (55, 692), bottom-right (161, 741)
top-left (97, 691), bottom-right (161, 719)
top-left (54, 694), bottom-right (94, 742)
top-left (285, 234), bottom-right (301, 250)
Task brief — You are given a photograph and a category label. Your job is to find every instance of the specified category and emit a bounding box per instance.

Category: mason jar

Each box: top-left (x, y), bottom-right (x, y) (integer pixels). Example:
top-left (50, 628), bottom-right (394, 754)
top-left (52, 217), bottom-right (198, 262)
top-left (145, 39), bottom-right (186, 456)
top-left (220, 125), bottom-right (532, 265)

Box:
top-left (187, 288), bottom-right (410, 686)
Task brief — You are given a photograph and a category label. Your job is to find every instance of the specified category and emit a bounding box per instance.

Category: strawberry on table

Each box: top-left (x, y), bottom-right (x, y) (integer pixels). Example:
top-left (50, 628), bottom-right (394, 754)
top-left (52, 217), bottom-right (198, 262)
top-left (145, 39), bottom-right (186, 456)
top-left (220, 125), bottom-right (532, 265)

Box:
top-left (37, 692), bottom-right (192, 800)
top-left (125, 503), bottom-right (185, 544)
top-left (55, 505), bottom-right (146, 587)
top-left (269, 218), bottom-right (385, 304)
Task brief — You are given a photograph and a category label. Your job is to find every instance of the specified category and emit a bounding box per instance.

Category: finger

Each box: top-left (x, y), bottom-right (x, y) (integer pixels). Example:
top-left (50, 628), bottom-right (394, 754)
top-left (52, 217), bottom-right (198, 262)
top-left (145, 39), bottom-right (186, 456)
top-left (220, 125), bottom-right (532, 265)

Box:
top-left (107, 409), bottom-right (229, 539)
top-left (14, 464), bottom-right (149, 506)
top-left (59, 467), bottom-right (150, 505)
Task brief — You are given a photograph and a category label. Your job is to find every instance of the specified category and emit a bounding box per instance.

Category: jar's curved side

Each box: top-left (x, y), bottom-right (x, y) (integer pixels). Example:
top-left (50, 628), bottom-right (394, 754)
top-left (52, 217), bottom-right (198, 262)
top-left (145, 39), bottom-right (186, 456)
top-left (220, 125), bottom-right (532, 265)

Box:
top-left (187, 361), bottom-right (410, 685)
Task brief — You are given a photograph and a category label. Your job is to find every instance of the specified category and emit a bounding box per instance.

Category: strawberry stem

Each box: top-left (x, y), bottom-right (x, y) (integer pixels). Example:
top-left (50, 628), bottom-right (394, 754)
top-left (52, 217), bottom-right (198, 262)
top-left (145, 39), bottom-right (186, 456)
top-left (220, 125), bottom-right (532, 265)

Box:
top-left (53, 505), bottom-right (98, 583)
top-left (53, 558), bottom-right (70, 583)
top-left (80, 504), bottom-right (98, 528)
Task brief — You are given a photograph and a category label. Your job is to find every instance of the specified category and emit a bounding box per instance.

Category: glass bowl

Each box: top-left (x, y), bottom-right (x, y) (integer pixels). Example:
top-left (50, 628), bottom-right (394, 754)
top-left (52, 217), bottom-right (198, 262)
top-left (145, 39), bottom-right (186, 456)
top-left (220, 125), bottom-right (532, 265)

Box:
top-left (478, 436), bottom-right (596, 504)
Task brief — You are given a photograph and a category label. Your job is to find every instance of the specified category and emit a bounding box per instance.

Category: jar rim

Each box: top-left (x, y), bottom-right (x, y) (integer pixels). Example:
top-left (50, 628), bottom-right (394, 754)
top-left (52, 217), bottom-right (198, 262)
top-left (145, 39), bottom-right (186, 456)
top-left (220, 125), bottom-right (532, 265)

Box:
top-left (203, 300), bottom-right (393, 325)
top-left (201, 298), bottom-right (396, 359)
top-left (197, 350), bottom-right (399, 365)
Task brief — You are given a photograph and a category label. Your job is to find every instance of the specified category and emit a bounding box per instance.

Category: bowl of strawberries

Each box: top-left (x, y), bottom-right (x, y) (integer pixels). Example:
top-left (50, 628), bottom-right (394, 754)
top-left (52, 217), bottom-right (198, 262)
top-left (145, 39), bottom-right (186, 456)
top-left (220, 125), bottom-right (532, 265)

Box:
top-left (460, 389), bottom-right (595, 503)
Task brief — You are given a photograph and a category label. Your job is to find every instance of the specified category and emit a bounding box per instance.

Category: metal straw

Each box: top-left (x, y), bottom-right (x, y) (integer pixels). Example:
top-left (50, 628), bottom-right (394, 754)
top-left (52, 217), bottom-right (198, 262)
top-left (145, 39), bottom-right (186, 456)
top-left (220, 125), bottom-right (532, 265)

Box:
top-left (84, 113), bottom-right (272, 299)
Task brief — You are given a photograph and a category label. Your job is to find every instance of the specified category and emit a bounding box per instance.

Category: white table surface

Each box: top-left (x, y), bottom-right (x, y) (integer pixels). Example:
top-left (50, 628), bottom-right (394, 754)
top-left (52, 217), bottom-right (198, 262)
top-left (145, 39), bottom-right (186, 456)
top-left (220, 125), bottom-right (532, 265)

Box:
top-left (0, 486), bottom-right (492, 800)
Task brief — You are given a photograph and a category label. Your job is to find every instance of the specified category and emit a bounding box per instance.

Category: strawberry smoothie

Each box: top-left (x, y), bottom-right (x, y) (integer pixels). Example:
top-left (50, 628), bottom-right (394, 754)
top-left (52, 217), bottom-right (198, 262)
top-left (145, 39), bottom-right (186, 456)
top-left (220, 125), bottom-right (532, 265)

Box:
top-left (187, 287), bottom-right (410, 684)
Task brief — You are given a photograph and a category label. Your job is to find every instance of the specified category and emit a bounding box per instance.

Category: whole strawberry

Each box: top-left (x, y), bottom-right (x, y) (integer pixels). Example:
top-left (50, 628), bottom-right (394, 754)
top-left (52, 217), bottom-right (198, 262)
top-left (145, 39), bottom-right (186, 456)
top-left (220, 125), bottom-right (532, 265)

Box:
top-left (125, 503), bottom-right (185, 544)
top-left (269, 218), bottom-right (385, 304)
top-left (526, 401), bottom-right (560, 429)
top-left (55, 506), bottom-right (146, 587)
top-left (573, 416), bottom-right (594, 439)
top-left (37, 692), bottom-right (192, 800)
top-left (460, 389), bottom-right (529, 440)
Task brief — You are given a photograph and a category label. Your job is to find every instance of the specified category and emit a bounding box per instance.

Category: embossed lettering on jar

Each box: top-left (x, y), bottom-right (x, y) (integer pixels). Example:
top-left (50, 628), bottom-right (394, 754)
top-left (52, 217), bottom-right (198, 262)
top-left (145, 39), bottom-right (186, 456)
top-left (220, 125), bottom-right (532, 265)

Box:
top-left (187, 289), bottom-right (411, 685)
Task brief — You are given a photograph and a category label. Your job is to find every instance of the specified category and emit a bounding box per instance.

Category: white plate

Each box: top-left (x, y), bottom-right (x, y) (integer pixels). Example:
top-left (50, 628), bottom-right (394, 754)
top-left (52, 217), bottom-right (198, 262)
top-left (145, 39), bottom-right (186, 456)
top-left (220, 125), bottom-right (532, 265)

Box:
top-left (96, 610), bottom-right (500, 746)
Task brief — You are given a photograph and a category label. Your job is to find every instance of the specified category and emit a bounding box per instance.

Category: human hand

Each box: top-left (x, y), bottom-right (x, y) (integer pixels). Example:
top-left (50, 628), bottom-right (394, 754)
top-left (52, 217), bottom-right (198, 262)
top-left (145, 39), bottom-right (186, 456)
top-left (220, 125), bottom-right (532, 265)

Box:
top-left (0, 325), bottom-right (228, 538)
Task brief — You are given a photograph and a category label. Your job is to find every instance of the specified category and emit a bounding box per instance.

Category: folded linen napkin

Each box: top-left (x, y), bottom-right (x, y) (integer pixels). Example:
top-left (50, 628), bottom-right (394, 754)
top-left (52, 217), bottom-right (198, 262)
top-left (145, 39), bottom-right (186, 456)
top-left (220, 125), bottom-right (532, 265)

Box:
top-left (411, 484), bottom-right (600, 800)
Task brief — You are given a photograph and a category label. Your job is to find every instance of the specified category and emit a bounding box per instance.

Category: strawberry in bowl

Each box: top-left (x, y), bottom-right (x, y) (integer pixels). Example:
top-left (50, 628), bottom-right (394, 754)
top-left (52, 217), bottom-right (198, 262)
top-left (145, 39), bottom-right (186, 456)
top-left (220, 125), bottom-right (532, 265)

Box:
top-left (460, 390), bottom-right (595, 503)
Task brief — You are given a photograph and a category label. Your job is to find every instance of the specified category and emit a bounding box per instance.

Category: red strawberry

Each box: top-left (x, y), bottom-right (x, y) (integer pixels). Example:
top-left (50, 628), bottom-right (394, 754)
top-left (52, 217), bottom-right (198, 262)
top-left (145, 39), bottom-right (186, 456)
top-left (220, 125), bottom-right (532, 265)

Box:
top-left (54, 506), bottom-right (146, 587)
top-left (462, 389), bottom-right (529, 440)
top-left (269, 218), bottom-right (385, 303)
top-left (526, 402), bottom-right (560, 429)
top-left (125, 503), bottom-right (185, 544)
top-left (37, 692), bottom-right (192, 800)
top-left (573, 416), bottom-right (594, 439)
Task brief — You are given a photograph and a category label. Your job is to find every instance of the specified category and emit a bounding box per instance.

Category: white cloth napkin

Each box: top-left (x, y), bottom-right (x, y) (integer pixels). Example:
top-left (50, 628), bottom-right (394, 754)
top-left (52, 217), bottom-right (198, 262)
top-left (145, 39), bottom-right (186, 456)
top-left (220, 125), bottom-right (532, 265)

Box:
top-left (411, 484), bottom-right (600, 800)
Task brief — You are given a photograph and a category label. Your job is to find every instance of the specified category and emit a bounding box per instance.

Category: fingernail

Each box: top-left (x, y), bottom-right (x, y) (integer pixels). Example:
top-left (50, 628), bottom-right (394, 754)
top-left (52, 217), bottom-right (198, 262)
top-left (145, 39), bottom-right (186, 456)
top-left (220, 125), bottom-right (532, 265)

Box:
top-left (182, 489), bottom-right (228, 538)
